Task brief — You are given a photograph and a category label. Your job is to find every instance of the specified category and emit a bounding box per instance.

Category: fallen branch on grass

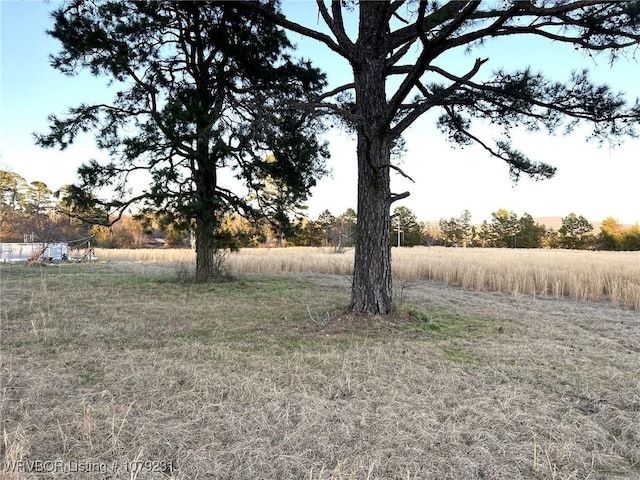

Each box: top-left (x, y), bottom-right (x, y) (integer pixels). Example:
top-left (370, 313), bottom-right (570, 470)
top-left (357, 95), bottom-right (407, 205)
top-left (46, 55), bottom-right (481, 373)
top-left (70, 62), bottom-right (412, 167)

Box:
top-left (306, 305), bottom-right (332, 326)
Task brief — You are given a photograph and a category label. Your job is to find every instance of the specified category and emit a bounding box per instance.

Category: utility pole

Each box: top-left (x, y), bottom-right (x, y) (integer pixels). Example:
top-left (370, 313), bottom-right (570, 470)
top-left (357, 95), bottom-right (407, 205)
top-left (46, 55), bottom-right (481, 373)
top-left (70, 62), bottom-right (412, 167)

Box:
top-left (391, 213), bottom-right (402, 247)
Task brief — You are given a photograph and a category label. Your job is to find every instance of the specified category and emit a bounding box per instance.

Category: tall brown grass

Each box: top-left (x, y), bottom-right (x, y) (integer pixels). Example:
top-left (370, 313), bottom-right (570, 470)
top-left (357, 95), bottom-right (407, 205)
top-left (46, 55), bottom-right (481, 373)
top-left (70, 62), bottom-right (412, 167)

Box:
top-left (89, 246), bottom-right (640, 309)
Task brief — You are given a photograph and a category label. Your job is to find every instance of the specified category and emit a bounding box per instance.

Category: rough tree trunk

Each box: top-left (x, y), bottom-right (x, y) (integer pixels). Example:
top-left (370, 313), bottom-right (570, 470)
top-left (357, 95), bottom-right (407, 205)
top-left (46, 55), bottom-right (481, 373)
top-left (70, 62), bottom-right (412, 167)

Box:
top-left (350, 3), bottom-right (394, 314)
top-left (194, 215), bottom-right (218, 282)
top-left (193, 146), bottom-right (220, 282)
top-left (351, 133), bottom-right (393, 314)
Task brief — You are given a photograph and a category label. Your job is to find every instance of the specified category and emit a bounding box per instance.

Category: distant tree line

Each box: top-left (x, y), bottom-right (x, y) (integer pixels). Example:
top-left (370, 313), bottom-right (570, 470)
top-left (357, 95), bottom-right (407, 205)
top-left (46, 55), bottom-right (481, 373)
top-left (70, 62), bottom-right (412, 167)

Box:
top-left (160, 207), bottom-right (640, 252)
top-left (437, 209), bottom-right (640, 251)
top-left (2, 169), bottom-right (639, 251)
top-left (288, 206), bottom-right (640, 252)
top-left (0, 170), bottom-right (273, 249)
top-left (1, 170), bottom-right (143, 248)
top-left (277, 206), bottom-right (640, 252)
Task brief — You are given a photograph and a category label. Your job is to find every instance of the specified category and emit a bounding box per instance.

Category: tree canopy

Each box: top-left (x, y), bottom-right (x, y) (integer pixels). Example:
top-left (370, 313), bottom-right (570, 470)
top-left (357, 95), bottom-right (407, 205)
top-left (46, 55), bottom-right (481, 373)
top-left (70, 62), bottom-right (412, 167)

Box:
top-left (439, 209), bottom-right (473, 247)
top-left (246, 0), bottom-right (640, 313)
top-left (36, 0), bottom-right (329, 280)
top-left (559, 212), bottom-right (594, 249)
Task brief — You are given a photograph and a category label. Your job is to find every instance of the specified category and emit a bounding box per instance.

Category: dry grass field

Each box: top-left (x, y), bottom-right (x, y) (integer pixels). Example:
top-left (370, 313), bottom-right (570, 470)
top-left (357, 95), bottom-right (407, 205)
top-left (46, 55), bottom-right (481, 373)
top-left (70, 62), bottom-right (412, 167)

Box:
top-left (91, 247), bottom-right (640, 310)
top-left (1, 256), bottom-right (639, 479)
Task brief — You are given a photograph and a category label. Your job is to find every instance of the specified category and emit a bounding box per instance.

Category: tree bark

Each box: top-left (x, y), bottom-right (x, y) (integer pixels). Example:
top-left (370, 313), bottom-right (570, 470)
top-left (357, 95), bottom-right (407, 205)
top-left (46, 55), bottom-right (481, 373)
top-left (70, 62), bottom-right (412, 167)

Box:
top-left (193, 146), bottom-right (220, 282)
top-left (350, 3), bottom-right (394, 314)
top-left (194, 214), bottom-right (217, 282)
top-left (351, 132), bottom-right (393, 314)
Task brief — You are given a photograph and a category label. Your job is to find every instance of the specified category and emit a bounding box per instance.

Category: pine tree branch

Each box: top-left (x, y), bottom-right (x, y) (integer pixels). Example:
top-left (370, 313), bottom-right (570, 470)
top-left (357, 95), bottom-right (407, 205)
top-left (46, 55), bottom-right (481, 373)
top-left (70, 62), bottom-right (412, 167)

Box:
top-left (314, 0), bottom-right (354, 51)
top-left (240, 1), bottom-right (350, 58)
top-left (382, 164), bottom-right (415, 183)
top-left (440, 105), bottom-right (556, 182)
top-left (390, 191), bottom-right (411, 204)
top-left (389, 57), bottom-right (488, 137)
top-left (428, 64), bottom-right (639, 134)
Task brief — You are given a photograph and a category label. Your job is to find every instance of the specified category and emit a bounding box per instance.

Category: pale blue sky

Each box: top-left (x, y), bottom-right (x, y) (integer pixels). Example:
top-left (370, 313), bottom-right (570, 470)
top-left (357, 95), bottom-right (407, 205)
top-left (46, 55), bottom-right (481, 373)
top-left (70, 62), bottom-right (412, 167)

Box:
top-left (1, 1), bottom-right (639, 225)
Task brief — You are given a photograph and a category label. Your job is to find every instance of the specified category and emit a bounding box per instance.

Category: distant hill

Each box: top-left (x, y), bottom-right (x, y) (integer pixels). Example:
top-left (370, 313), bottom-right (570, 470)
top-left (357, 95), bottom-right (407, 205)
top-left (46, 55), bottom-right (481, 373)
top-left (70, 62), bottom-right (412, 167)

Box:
top-left (532, 216), bottom-right (564, 230)
top-left (532, 217), bottom-right (635, 233)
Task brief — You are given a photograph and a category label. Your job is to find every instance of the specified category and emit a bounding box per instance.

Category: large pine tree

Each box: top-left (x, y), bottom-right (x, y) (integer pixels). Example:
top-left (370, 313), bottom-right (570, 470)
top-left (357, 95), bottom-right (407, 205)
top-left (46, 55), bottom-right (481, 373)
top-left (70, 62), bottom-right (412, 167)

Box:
top-left (36, 0), bottom-right (328, 280)
top-left (249, 1), bottom-right (640, 313)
